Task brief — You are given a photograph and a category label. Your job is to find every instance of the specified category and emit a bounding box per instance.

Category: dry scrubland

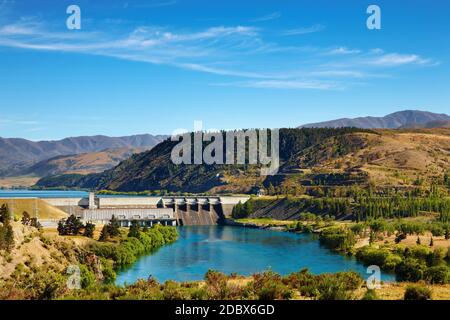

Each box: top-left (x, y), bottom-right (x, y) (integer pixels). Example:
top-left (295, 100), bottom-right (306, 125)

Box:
top-left (0, 198), bottom-right (67, 220)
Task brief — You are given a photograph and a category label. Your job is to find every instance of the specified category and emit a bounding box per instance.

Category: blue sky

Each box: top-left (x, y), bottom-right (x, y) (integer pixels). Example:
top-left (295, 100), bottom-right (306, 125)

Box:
top-left (0, 0), bottom-right (449, 140)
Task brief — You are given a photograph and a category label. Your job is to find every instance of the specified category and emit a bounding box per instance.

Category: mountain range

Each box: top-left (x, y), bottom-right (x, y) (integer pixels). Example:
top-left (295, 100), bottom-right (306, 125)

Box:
top-left (35, 125), bottom-right (450, 193)
top-left (0, 134), bottom-right (167, 177)
top-left (1, 110), bottom-right (449, 186)
top-left (300, 110), bottom-right (450, 129)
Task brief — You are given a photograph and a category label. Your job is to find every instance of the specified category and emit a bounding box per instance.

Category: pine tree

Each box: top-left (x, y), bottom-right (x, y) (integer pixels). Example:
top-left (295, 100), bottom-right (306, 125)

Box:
top-left (57, 219), bottom-right (66, 235)
top-left (128, 220), bottom-right (141, 238)
top-left (84, 222), bottom-right (95, 238)
top-left (0, 204), bottom-right (10, 224)
top-left (108, 215), bottom-right (120, 237)
top-left (99, 225), bottom-right (110, 242)
top-left (21, 211), bottom-right (31, 226)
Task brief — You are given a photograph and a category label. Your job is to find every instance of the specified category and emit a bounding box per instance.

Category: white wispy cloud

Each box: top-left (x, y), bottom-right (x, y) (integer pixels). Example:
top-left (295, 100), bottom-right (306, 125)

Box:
top-left (0, 16), bottom-right (437, 91)
top-left (214, 79), bottom-right (339, 90)
top-left (0, 118), bottom-right (39, 125)
top-left (251, 12), bottom-right (281, 22)
top-left (282, 24), bottom-right (325, 36)
top-left (367, 53), bottom-right (433, 67)
top-left (325, 46), bottom-right (361, 55)
top-left (132, 0), bottom-right (178, 8)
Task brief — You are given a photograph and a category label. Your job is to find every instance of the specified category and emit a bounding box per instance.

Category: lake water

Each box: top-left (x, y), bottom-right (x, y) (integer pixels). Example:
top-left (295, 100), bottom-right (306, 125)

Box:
top-left (116, 225), bottom-right (396, 285)
top-left (0, 190), bottom-right (149, 198)
top-left (0, 189), bottom-right (89, 198)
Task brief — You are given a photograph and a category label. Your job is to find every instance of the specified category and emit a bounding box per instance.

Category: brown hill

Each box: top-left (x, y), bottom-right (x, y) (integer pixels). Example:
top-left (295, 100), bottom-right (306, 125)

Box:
top-left (0, 134), bottom-right (166, 177)
top-left (24, 147), bottom-right (147, 177)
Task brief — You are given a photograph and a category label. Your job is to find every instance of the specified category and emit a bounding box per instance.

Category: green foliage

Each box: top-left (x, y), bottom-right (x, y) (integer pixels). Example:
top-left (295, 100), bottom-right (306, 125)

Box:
top-left (21, 211), bottom-right (31, 225)
top-left (252, 270), bottom-right (292, 300)
top-left (396, 258), bottom-right (427, 282)
top-left (91, 225), bottom-right (178, 270)
top-left (404, 284), bottom-right (432, 300)
top-left (83, 222), bottom-right (95, 238)
top-left (57, 214), bottom-right (84, 236)
top-left (319, 227), bottom-right (356, 252)
top-left (284, 269), bottom-right (363, 300)
top-left (356, 247), bottom-right (402, 270)
top-left (232, 201), bottom-right (254, 219)
top-left (424, 265), bottom-right (449, 284)
top-left (79, 264), bottom-right (96, 289)
top-left (0, 204), bottom-right (14, 252)
top-left (361, 289), bottom-right (379, 300)
top-left (128, 220), bottom-right (141, 238)
top-left (99, 224), bottom-right (109, 242)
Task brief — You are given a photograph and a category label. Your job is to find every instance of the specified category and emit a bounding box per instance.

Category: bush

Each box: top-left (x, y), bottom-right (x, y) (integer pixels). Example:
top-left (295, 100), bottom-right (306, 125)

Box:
top-left (396, 258), bottom-right (426, 282)
top-left (79, 264), bottom-right (96, 289)
top-left (252, 270), bottom-right (292, 300)
top-left (404, 285), bottom-right (432, 300)
top-left (361, 289), bottom-right (379, 300)
top-left (424, 265), bottom-right (449, 284)
top-left (319, 227), bottom-right (356, 252)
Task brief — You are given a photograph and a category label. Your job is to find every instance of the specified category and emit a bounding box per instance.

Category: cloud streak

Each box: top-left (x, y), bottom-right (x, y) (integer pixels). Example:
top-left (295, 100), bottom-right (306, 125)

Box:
top-left (251, 12), bottom-right (281, 22)
top-left (282, 24), bottom-right (325, 36)
top-left (0, 17), bottom-right (437, 90)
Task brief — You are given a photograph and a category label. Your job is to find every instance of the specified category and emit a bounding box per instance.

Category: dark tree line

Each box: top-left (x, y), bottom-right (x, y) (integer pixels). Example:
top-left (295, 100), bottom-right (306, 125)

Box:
top-left (0, 204), bottom-right (14, 251)
top-left (58, 214), bottom-right (96, 238)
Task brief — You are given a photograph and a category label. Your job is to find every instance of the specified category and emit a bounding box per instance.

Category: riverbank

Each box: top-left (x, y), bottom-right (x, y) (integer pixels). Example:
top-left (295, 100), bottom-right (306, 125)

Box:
top-left (227, 216), bottom-right (450, 288)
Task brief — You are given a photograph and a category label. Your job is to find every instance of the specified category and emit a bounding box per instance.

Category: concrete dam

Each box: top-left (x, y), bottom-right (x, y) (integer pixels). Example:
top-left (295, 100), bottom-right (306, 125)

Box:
top-left (43, 194), bottom-right (250, 226)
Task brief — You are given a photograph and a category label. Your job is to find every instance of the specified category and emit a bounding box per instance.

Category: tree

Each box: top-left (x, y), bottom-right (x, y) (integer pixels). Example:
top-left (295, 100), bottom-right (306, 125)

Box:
top-left (30, 218), bottom-right (42, 230)
top-left (231, 202), bottom-right (243, 219)
top-left (99, 225), bottom-right (110, 242)
top-left (21, 211), bottom-right (31, 226)
top-left (83, 222), bottom-right (95, 238)
top-left (108, 215), bottom-right (120, 237)
top-left (57, 214), bottom-right (83, 236)
top-left (0, 204), bottom-right (10, 224)
top-left (128, 220), bottom-right (141, 238)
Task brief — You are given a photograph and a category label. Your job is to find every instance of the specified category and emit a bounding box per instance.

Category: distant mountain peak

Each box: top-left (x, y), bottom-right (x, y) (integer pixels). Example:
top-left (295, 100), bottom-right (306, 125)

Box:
top-left (299, 110), bottom-right (450, 129)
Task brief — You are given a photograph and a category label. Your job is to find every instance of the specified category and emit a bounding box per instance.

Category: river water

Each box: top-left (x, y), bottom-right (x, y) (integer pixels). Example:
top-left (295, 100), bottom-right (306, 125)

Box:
top-left (116, 225), bottom-right (396, 285)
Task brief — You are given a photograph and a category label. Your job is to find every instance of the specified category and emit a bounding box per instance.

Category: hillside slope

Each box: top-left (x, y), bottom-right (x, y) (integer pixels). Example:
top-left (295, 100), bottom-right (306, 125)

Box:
top-left (36, 128), bottom-right (450, 193)
top-left (23, 147), bottom-right (146, 177)
top-left (300, 110), bottom-right (450, 129)
top-left (0, 134), bottom-right (166, 177)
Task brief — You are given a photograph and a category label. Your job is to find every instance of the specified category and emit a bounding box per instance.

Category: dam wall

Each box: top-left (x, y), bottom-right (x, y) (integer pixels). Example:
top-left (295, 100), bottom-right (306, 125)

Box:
top-left (42, 194), bottom-right (250, 226)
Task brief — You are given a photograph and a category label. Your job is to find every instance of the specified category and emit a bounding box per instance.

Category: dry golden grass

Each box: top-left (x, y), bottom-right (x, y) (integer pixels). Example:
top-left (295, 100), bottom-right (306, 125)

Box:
top-left (355, 282), bottom-right (450, 300)
top-left (0, 176), bottom-right (40, 188)
top-left (316, 131), bottom-right (450, 186)
top-left (0, 198), bottom-right (67, 220)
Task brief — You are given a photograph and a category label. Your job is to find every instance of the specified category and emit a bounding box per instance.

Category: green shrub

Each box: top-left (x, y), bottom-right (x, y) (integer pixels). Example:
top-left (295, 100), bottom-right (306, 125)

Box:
top-left (404, 285), bottom-right (432, 300)
top-left (424, 265), bottom-right (449, 284)
top-left (396, 258), bottom-right (426, 282)
top-left (361, 289), bottom-right (379, 300)
top-left (319, 227), bottom-right (356, 252)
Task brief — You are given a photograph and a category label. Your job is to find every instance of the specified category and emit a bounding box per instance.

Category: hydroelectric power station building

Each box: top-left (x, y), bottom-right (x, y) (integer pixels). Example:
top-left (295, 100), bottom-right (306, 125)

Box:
top-left (43, 193), bottom-right (250, 226)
